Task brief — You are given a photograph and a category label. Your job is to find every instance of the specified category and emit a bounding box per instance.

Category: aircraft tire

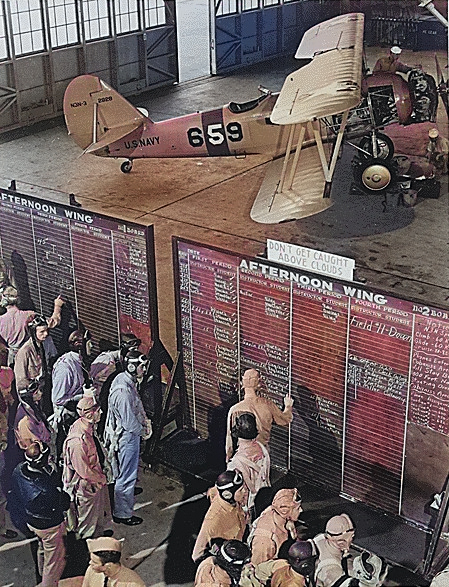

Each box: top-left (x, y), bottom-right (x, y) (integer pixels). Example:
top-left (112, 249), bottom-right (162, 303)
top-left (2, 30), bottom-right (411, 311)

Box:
top-left (354, 157), bottom-right (396, 195)
top-left (121, 160), bottom-right (133, 173)
top-left (359, 133), bottom-right (394, 161)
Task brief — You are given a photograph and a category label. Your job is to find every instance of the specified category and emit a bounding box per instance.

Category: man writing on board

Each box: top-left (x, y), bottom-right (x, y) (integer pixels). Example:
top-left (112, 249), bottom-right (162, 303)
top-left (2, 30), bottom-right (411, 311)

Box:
top-left (225, 369), bottom-right (293, 462)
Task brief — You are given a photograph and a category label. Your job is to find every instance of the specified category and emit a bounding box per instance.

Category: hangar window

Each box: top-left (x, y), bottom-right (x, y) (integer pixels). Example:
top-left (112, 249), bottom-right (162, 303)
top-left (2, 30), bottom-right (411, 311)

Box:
top-left (114, 0), bottom-right (140, 34)
top-left (144, 0), bottom-right (166, 28)
top-left (241, 0), bottom-right (260, 11)
top-left (48, 0), bottom-right (79, 48)
top-left (215, 0), bottom-right (237, 16)
top-left (263, 0), bottom-right (279, 5)
top-left (82, 0), bottom-right (110, 40)
top-left (0, 2), bottom-right (8, 60)
top-left (9, 0), bottom-right (45, 56)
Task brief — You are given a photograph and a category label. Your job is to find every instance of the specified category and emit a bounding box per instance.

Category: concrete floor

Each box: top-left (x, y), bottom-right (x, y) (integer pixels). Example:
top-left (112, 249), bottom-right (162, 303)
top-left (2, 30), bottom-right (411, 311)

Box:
top-left (0, 46), bottom-right (448, 359)
top-left (0, 45), bottom-right (447, 586)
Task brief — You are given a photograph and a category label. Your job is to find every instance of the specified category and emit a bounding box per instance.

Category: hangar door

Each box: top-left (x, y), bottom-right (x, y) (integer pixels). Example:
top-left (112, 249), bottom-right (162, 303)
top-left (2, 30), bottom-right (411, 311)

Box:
top-left (177, 0), bottom-right (212, 81)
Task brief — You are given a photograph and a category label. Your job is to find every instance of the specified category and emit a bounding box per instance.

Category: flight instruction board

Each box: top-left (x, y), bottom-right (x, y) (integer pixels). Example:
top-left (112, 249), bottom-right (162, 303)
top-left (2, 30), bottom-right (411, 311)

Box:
top-left (0, 188), bottom-right (157, 353)
top-left (174, 238), bottom-right (449, 528)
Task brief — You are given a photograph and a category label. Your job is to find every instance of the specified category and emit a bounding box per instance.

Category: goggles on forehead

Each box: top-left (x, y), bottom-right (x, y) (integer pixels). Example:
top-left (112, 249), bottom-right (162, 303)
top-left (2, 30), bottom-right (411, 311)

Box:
top-left (25, 441), bottom-right (50, 465)
top-left (217, 470), bottom-right (244, 490)
top-left (219, 544), bottom-right (248, 565)
top-left (326, 527), bottom-right (355, 537)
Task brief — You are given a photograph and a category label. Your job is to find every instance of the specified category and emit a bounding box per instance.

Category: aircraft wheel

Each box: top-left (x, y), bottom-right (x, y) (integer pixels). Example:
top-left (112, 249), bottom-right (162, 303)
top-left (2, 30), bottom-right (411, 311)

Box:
top-left (359, 133), bottom-right (394, 160)
top-left (121, 160), bottom-right (133, 173)
top-left (355, 158), bottom-right (396, 195)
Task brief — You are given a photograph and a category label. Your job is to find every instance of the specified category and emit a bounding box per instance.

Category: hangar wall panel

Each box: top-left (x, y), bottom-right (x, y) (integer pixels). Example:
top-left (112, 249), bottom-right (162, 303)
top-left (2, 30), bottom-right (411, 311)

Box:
top-left (0, 2), bottom-right (177, 132)
top-left (174, 238), bottom-right (449, 529)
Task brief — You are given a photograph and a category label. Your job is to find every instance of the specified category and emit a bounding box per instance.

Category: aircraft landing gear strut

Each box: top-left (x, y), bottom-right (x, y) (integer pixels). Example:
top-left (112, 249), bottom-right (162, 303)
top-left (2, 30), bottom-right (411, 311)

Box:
top-left (121, 159), bottom-right (133, 173)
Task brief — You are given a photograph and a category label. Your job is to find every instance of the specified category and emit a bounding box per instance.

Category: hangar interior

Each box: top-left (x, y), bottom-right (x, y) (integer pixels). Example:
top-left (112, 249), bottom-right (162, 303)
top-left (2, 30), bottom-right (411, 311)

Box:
top-left (0, 0), bottom-right (448, 586)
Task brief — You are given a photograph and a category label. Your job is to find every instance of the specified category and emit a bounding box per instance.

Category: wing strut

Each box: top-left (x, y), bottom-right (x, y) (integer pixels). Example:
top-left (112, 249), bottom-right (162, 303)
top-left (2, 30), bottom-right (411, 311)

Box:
top-left (270, 111), bottom-right (350, 212)
top-left (311, 110), bottom-right (349, 183)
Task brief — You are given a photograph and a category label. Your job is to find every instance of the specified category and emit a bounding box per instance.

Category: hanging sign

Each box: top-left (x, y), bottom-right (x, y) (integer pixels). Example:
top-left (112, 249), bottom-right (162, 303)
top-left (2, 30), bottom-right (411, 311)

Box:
top-left (267, 238), bottom-right (355, 281)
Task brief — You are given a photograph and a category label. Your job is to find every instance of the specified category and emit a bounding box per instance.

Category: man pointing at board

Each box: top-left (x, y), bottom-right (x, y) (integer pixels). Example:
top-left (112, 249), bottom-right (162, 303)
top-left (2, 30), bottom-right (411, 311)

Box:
top-left (225, 369), bottom-right (293, 462)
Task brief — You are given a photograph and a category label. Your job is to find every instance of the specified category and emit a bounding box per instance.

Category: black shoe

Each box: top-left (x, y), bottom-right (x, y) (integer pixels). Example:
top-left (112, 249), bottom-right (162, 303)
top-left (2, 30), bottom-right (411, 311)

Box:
top-left (0, 529), bottom-right (18, 539)
top-left (113, 515), bottom-right (143, 526)
top-left (134, 487), bottom-right (143, 496)
top-left (103, 529), bottom-right (114, 537)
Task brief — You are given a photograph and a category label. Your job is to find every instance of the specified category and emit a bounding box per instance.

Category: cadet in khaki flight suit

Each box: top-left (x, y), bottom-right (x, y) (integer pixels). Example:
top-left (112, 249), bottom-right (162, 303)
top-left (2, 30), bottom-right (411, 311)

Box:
top-left (240, 540), bottom-right (318, 587)
top-left (225, 369), bottom-right (293, 462)
top-left (195, 539), bottom-right (251, 587)
top-left (83, 536), bottom-right (145, 587)
top-left (250, 488), bottom-right (303, 565)
top-left (192, 470), bottom-right (249, 563)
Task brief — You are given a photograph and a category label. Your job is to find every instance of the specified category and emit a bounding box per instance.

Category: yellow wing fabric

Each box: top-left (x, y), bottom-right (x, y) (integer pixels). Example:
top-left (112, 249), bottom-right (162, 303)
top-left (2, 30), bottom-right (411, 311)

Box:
top-left (251, 146), bottom-right (331, 224)
top-left (270, 13), bottom-right (364, 125)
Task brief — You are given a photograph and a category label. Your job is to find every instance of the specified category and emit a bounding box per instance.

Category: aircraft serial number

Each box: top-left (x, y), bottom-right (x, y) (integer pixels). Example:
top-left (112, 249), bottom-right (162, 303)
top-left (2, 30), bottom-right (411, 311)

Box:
top-left (187, 122), bottom-right (243, 147)
top-left (98, 96), bottom-right (113, 103)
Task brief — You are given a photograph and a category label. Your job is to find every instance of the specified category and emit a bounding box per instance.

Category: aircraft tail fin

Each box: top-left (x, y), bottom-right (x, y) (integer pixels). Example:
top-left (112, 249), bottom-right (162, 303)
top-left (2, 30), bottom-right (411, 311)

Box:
top-left (63, 75), bottom-right (149, 151)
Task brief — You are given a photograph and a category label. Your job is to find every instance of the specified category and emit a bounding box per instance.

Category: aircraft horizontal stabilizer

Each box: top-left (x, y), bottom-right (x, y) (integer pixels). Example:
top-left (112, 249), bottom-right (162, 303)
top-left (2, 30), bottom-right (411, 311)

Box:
top-left (83, 122), bottom-right (145, 155)
top-left (250, 146), bottom-right (332, 224)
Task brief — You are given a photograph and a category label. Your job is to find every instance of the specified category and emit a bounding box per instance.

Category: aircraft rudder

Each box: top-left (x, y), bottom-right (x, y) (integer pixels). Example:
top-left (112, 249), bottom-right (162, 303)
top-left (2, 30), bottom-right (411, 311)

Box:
top-left (63, 75), bottom-right (149, 151)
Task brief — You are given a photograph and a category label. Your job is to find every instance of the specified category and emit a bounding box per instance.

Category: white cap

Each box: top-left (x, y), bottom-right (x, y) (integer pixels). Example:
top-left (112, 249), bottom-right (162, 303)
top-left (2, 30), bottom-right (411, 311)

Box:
top-left (390, 46), bottom-right (402, 55)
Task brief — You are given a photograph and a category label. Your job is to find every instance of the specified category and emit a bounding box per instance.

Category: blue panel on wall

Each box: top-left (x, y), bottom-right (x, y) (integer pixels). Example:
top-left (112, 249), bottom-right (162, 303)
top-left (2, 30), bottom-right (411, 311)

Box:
top-left (282, 2), bottom-right (303, 54)
top-left (145, 26), bottom-right (177, 86)
top-left (216, 15), bottom-right (242, 70)
top-left (215, 1), bottom-right (308, 73)
top-left (241, 11), bottom-right (262, 63)
top-left (300, 0), bottom-right (323, 30)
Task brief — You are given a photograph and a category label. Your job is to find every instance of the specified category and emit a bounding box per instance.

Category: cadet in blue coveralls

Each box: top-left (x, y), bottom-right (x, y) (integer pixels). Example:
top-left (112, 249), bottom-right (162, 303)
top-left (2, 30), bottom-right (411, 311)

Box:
top-left (103, 349), bottom-right (152, 526)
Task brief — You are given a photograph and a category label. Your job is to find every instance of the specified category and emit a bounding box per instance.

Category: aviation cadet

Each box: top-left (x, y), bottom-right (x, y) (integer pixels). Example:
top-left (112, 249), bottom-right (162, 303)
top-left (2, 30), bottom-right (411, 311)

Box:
top-left (14, 379), bottom-right (52, 451)
top-left (192, 470), bottom-right (249, 563)
top-left (83, 536), bottom-right (145, 587)
top-left (373, 46), bottom-right (413, 75)
top-left (10, 441), bottom-right (70, 587)
top-left (103, 349), bottom-right (152, 526)
top-left (227, 412), bottom-right (270, 510)
top-left (90, 332), bottom-right (142, 439)
top-left (313, 513), bottom-right (387, 587)
top-left (225, 369), bottom-right (293, 462)
top-left (195, 539), bottom-right (251, 587)
top-left (90, 333), bottom-right (141, 399)
top-left (0, 407), bottom-right (17, 539)
top-left (51, 329), bottom-right (93, 458)
top-left (62, 395), bottom-right (113, 539)
top-left (14, 314), bottom-right (61, 415)
top-left (241, 539), bottom-right (318, 587)
top-left (0, 287), bottom-right (64, 366)
top-left (0, 345), bottom-right (15, 421)
top-left (250, 488), bottom-right (303, 565)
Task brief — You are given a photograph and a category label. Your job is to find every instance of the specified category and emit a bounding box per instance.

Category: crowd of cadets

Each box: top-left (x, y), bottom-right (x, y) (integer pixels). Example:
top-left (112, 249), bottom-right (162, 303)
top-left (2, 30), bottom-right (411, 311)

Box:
top-left (0, 286), bottom-right (152, 586)
top-left (0, 287), bottom-right (446, 587)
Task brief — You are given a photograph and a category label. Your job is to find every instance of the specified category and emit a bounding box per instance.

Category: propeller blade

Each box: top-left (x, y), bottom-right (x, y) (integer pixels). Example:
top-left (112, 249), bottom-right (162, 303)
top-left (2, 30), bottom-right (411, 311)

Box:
top-left (435, 54), bottom-right (445, 85)
top-left (434, 54), bottom-right (449, 117)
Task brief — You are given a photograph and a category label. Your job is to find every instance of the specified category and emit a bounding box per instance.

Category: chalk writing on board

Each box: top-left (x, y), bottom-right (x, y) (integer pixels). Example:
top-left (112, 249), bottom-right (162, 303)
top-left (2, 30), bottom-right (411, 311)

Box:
top-left (0, 189), bottom-right (153, 352)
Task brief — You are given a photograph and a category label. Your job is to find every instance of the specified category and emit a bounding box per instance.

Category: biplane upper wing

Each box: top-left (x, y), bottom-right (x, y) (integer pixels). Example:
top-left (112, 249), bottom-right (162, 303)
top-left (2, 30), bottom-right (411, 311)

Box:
top-left (251, 13), bottom-right (364, 224)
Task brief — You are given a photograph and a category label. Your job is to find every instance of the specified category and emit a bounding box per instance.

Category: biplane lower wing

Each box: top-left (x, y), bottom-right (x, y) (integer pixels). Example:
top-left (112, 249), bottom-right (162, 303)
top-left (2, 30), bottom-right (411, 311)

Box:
top-left (250, 146), bottom-right (331, 224)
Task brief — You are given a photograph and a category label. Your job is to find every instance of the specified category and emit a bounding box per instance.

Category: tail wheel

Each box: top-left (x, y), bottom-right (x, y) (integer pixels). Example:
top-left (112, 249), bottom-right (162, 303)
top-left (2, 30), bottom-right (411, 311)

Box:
top-left (121, 160), bottom-right (133, 173)
top-left (355, 158), bottom-right (396, 195)
top-left (359, 133), bottom-right (394, 160)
